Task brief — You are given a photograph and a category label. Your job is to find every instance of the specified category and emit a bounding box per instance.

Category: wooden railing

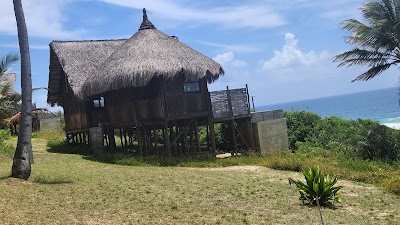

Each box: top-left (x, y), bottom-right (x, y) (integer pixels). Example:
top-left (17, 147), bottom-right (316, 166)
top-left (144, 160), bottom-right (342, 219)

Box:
top-left (210, 86), bottom-right (250, 119)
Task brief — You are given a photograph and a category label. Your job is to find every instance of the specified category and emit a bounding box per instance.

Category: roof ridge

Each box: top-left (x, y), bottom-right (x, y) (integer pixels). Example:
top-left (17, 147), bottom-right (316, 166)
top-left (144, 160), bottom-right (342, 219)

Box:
top-left (50, 39), bottom-right (128, 44)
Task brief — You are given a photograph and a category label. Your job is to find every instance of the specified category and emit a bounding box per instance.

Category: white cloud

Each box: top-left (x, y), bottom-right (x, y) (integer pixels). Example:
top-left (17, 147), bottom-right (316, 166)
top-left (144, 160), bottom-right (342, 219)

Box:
top-left (0, 0), bottom-right (85, 38)
top-left (213, 52), bottom-right (247, 68)
top-left (260, 33), bottom-right (330, 82)
top-left (97, 0), bottom-right (285, 29)
top-left (198, 41), bottom-right (260, 53)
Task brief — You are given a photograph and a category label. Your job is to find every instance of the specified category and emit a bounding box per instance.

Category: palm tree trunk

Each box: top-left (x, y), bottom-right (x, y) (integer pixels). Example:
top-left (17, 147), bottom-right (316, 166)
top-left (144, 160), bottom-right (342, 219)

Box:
top-left (11, 0), bottom-right (33, 180)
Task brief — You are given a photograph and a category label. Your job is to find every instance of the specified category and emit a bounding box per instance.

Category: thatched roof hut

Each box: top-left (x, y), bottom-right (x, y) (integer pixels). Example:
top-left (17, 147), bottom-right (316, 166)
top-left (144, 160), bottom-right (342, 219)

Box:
top-left (79, 8), bottom-right (224, 98)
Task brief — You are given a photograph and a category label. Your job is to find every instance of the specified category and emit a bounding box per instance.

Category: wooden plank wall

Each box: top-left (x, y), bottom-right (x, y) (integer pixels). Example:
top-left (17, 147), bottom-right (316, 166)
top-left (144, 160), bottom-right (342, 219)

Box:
top-left (63, 92), bottom-right (88, 133)
top-left (165, 78), bottom-right (209, 118)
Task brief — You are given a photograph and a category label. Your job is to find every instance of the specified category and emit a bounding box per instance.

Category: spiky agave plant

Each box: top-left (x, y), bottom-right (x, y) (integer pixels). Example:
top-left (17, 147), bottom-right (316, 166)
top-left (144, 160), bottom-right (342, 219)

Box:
top-left (289, 166), bottom-right (343, 208)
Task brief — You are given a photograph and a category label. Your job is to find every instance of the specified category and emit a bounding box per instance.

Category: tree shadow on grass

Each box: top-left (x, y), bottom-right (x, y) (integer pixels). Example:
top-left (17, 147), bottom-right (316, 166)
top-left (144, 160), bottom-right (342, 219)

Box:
top-left (83, 152), bottom-right (243, 168)
top-left (0, 174), bottom-right (11, 180)
top-left (46, 139), bottom-right (243, 168)
top-left (46, 140), bottom-right (92, 156)
top-left (32, 176), bottom-right (73, 185)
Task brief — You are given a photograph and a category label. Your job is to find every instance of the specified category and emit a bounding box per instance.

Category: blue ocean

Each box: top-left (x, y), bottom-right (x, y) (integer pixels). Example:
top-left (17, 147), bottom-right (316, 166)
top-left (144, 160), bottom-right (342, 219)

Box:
top-left (258, 87), bottom-right (400, 128)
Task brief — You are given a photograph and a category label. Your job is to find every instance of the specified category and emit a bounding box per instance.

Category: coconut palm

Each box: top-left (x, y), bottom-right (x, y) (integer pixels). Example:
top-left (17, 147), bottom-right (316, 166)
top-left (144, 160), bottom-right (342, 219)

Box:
top-left (333, 0), bottom-right (400, 82)
top-left (0, 53), bottom-right (20, 121)
top-left (11, 0), bottom-right (33, 180)
top-left (0, 53), bottom-right (19, 76)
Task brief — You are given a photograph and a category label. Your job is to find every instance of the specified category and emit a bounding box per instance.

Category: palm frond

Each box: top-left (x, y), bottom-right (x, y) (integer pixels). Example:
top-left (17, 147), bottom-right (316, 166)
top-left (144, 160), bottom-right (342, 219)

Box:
top-left (334, 0), bottom-right (400, 83)
top-left (341, 19), bottom-right (397, 51)
top-left (0, 53), bottom-right (19, 76)
top-left (333, 48), bottom-right (391, 67)
top-left (352, 63), bottom-right (394, 82)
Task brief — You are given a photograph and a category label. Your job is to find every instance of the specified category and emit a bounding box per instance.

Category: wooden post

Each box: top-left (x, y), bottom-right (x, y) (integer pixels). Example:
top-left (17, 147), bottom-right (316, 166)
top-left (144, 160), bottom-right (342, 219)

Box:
top-left (164, 122), bottom-right (171, 156)
top-left (194, 120), bottom-right (200, 153)
top-left (189, 123), bottom-right (194, 154)
top-left (208, 117), bottom-right (216, 155)
top-left (226, 86), bottom-right (233, 116)
top-left (133, 101), bottom-right (142, 156)
top-left (119, 128), bottom-right (124, 150)
top-left (183, 124), bottom-right (188, 155)
top-left (123, 128), bottom-right (129, 148)
top-left (137, 126), bottom-right (143, 157)
top-left (206, 124), bottom-right (210, 150)
top-left (248, 118), bottom-right (255, 151)
top-left (153, 125), bottom-right (158, 156)
top-left (108, 127), bottom-right (116, 148)
top-left (231, 120), bottom-right (237, 155)
top-left (246, 84), bottom-right (250, 113)
top-left (66, 133), bottom-right (71, 143)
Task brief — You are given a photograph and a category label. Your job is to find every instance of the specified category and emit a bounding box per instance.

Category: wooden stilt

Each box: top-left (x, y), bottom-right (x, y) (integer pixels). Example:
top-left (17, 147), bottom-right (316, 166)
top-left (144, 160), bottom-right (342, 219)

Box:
top-left (206, 124), bottom-right (210, 150)
top-left (231, 120), bottom-right (237, 155)
top-left (194, 120), bottom-right (200, 153)
top-left (209, 117), bottom-right (217, 155)
top-left (123, 128), bottom-right (128, 148)
top-left (164, 122), bottom-right (171, 156)
top-left (153, 126), bottom-right (158, 156)
top-left (189, 124), bottom-right (194, 154)
top-left (137, 126), bottom-right (143, 156)
top-left (108, 127), bottom-right (116, 148)
top-left (183, 125), bottom-right (188, 155)
top-left (119, 129), bottom-right (124, 150)
top-left (248, 119), bottom-right (255, 151)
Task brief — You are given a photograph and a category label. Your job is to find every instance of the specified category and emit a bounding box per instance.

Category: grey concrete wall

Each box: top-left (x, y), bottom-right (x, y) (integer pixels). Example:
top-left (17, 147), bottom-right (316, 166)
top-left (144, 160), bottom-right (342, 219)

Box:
top-left (39, 118), bottom-right (61, 132)
top-left (252, 118), bottom-right (289, 155)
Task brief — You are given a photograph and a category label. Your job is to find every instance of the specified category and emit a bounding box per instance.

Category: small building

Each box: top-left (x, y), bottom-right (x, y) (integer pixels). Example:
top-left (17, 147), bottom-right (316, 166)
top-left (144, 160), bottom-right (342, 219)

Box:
top-left (48, 9), bottom-right (226, 156)
top-left (47, 8), bottom-right (286, 156)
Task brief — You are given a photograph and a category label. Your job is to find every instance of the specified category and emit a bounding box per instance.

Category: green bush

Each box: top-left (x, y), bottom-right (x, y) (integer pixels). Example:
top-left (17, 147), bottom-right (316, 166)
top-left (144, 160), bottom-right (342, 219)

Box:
top-left (285, 111), bottom-right (321, 149)
top-left (285, 111), bottom-right (400, 162)
top-left (289, 166), bottom-right (343, 208)
top-left (0, 129), bottom-right (10, 143)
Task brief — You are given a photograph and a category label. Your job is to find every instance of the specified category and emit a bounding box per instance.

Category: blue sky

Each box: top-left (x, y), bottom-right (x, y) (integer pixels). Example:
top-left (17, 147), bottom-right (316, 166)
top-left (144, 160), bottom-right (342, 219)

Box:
top-left (0, 0), bottom-right (398, 110)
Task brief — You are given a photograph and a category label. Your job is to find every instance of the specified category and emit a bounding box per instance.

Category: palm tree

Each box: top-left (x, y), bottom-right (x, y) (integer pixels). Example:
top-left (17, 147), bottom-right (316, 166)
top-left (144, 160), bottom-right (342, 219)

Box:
top-left (333, 0), bottom-right (400, 82)
top-left (0, 53), bottom-right (20, 122)
top-left (11, 0), bottom-right (33, 180)
top-left (0, 53), bottom-right (19, 76)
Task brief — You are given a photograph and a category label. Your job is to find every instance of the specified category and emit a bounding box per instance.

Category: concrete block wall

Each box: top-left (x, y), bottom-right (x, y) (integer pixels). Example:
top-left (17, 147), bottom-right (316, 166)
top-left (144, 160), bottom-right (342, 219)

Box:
top-left (252, 118), bottom-right (289, 155)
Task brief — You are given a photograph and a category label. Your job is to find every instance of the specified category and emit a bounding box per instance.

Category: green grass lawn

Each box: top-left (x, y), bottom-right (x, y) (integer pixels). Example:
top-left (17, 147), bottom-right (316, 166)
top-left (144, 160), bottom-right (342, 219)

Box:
top-left (0, 136), bottom-right (400, 224)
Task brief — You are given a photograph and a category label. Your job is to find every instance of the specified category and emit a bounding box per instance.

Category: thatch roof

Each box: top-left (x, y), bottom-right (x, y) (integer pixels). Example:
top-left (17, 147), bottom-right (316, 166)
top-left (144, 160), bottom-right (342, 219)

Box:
top-left (48, 39), bottom-right (126, 105)
top-left (47, 8), bottom-right (224, 103)
top-left (3, 108), bottom-right (57, 126)
top-left (0, 73), bottom-right (17, 97)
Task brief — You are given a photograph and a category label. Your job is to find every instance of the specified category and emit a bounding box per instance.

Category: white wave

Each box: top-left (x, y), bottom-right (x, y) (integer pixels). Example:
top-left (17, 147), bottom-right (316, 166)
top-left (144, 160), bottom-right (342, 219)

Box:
top-left (382, 122), bottom-right (400, 130)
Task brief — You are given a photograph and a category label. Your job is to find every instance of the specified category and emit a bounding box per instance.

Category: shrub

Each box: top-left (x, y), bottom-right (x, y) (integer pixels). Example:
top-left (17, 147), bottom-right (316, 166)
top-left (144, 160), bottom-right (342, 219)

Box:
top-left (285, 111), bottom-right (400, 162)
top-left (285, 111), bottom-right (321, 149)
top-left (289, 166), bottom-right (343, 208)
top-left (0, 129), bottom-right (10, 143)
